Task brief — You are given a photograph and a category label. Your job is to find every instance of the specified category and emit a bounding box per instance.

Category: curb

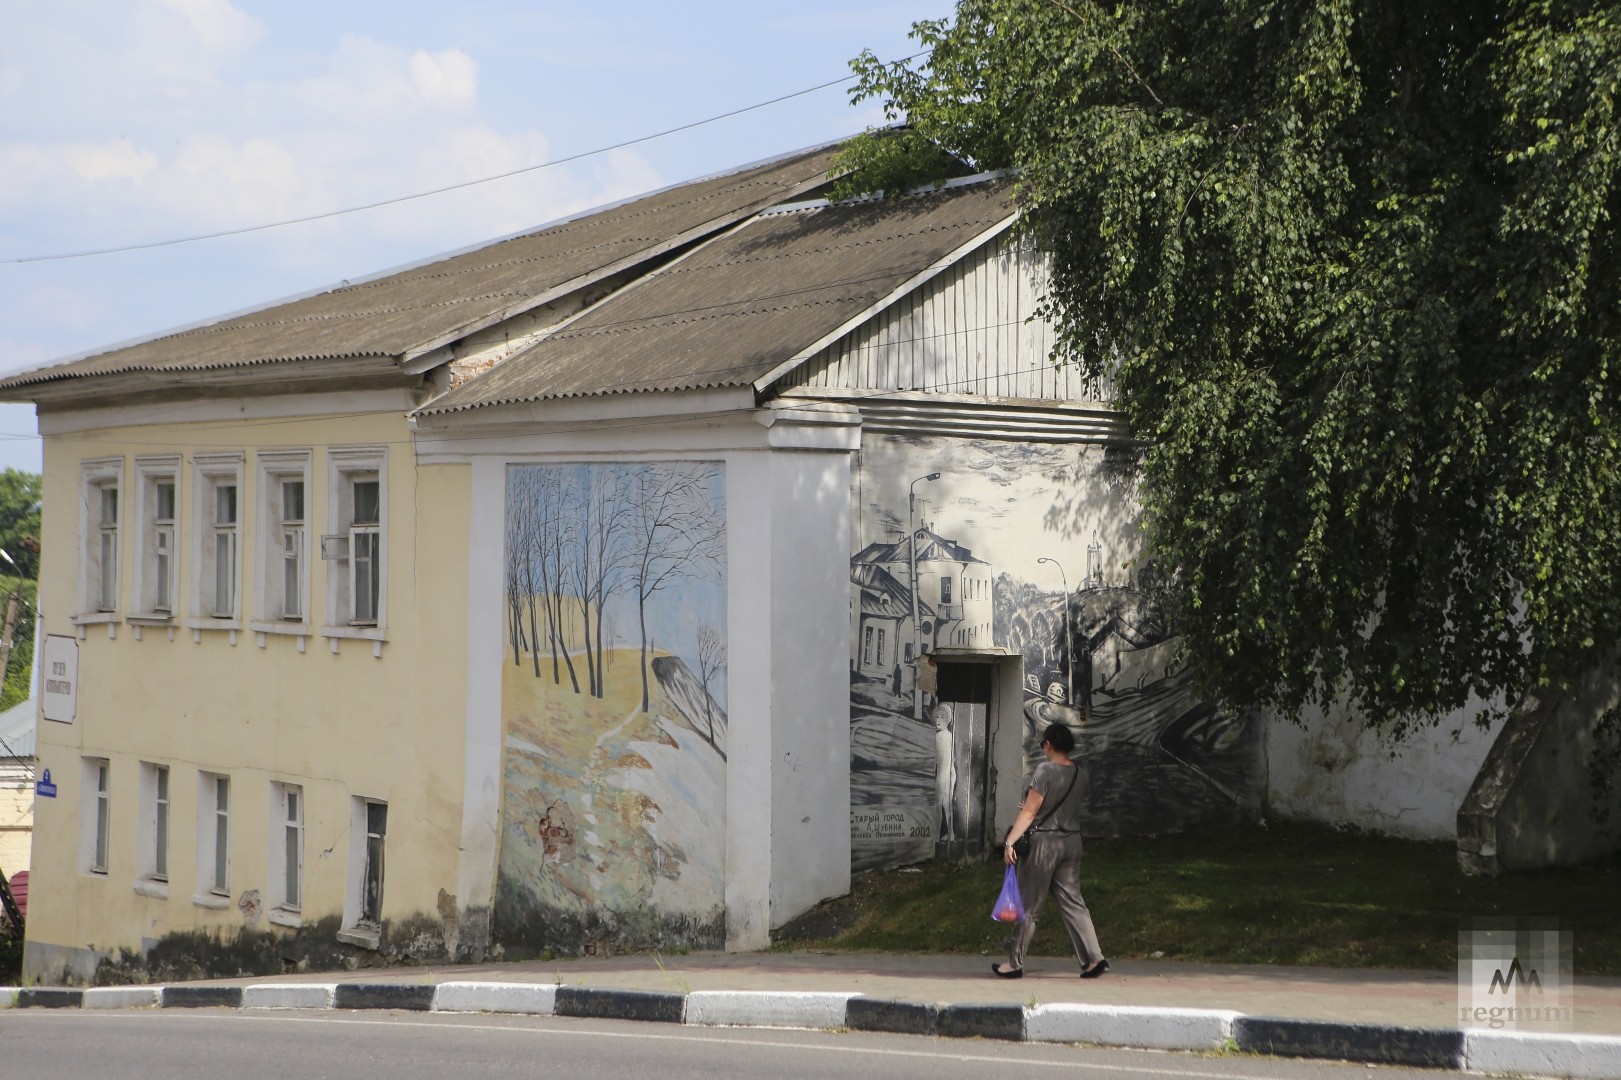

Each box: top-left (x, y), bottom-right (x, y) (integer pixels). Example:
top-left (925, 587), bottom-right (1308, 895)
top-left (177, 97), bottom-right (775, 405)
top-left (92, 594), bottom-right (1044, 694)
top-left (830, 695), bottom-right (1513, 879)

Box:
top-left (1233, 1016), bottom-right (1466, 1069)
top-left (2, 981), bottom-right (1618, 1077)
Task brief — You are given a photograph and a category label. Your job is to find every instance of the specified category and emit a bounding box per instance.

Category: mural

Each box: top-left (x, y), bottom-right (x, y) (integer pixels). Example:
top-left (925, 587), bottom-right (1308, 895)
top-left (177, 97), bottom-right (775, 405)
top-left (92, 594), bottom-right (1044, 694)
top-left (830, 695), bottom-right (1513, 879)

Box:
top-left (495, 462), bottom-right (728, 953)
top-left (850, 436), bottom-right (1263, 871)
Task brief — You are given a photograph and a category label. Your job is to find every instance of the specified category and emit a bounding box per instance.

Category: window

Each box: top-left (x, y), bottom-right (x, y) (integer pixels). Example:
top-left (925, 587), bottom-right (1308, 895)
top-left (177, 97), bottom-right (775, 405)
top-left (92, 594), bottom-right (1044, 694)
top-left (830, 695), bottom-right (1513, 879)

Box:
top-left (940, 576), bottom-right (953, 605)
top-left (270, 782), bottom-right (303, 916)
top-left (362, 801), bottom-right (386, 923)
top-left (323, 448), bottom-right (387, 638)
top-left (81, 757), bottom-right (110, 875)
top-left (255, 452), bottom-right (312, 632)
top-left (197, 772), bottom-right (230, 898)
top-left (340, 797), bottom-right (387, 946)
top-left (863, 626), bottom-right (873, 665)
top-left (133, 457), bottom-right (181, 618)
top-left (79, 458), bottom-right (123, 617)
top-left (876, 628), bottom-right (886, 666)
top-left (190, 454), bottom-right (244, 626)
top-left (138, 762), bottom-right (170, 886)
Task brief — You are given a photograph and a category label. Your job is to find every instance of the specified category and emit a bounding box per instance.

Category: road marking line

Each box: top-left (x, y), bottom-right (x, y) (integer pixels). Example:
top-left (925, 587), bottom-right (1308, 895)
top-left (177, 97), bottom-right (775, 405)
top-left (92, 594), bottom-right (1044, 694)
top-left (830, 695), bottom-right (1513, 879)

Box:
top-left (26, 1009), bottom-right (1356, 1079)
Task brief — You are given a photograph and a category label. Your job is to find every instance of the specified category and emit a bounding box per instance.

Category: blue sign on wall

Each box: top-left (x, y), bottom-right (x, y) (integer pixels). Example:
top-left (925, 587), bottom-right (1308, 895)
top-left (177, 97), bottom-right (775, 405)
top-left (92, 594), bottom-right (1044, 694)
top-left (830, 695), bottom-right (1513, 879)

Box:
top-left (35, 768), bottom-right (56, 798)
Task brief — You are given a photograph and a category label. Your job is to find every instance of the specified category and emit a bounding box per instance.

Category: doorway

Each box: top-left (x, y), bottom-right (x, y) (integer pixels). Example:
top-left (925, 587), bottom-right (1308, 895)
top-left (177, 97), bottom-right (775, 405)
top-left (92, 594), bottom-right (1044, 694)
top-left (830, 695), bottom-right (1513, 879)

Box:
top-left (931, 657), bottom-right (1025, 860)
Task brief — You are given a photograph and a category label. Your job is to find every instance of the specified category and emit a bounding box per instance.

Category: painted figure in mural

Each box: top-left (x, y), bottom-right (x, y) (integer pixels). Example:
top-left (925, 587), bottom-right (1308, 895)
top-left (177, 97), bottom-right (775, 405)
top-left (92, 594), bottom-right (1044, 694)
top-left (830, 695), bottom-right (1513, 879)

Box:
top-left (933, 701), bottom-right (957, 843)
top-left (992, 722), bottom-right (1109, 980)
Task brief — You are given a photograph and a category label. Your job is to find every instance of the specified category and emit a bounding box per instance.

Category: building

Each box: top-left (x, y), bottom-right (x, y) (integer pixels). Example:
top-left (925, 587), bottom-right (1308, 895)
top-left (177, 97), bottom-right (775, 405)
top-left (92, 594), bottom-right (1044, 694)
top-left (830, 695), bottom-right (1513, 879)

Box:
top-left (0, 697), bottom-right (35, 881)
top-left (5, 138), bottom-right (1565, 985)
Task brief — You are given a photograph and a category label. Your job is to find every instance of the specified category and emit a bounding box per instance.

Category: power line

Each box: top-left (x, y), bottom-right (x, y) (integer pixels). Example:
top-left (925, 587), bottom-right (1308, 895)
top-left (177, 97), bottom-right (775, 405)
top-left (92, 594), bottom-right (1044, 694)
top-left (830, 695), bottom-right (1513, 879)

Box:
top-left (1, 56), bottom-right (923, 266)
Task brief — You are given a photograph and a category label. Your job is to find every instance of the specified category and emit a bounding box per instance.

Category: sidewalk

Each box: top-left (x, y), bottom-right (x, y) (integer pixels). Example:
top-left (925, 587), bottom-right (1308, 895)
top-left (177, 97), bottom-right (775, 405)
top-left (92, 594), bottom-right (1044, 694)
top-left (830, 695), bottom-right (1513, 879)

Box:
top-left (8, 951), bottom-right (1621, 1076)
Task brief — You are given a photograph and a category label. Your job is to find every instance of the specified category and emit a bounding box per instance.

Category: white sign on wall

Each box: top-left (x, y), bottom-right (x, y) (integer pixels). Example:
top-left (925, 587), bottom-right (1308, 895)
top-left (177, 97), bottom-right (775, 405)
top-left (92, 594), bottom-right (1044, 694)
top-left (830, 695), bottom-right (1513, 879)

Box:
top-left (41, 634), bottom-right (78, 724)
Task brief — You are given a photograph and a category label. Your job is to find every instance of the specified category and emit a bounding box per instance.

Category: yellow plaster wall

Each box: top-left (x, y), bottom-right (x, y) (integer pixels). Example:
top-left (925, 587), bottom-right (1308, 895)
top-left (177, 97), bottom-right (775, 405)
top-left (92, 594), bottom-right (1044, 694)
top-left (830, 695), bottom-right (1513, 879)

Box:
top-left (26, 409), bottom-right (471, 974)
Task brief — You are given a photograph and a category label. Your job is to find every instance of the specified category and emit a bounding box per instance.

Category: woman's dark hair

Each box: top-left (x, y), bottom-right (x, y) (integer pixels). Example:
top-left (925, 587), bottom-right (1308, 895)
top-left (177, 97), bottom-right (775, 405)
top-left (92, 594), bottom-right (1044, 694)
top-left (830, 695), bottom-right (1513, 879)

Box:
top-left (1042, 722), bottom-right (1076, 755)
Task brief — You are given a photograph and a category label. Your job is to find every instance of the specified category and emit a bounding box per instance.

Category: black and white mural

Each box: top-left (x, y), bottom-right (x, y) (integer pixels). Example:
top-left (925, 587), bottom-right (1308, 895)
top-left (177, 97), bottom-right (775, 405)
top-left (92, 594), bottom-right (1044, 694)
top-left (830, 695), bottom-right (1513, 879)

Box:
top-left (850, 436), bottom-right (1264, 871)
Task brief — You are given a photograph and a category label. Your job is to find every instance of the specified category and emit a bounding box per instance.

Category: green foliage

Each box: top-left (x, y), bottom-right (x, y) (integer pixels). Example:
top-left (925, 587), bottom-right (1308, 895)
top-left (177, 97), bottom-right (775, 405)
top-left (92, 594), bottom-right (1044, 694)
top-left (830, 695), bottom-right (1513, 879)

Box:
top-left (0, 577), bottom-right (37, 713)
top-left (0, 469), bottom-right (40, 582)
top-left (839, 1), bottom-right (1621, 732)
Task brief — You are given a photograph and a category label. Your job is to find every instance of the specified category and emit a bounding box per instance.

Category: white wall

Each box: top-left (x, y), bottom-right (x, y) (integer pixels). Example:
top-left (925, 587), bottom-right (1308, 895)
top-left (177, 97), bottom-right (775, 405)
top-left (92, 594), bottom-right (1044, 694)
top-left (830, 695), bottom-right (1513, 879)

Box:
top-left (1266, 701), bottom-right (1504, 840)
top-left (767, 447), bottom-right (852, 930)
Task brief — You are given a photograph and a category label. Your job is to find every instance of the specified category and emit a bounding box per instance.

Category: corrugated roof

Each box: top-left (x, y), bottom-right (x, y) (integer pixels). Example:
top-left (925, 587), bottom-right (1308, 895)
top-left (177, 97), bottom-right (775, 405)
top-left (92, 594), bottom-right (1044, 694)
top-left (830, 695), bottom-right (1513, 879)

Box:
top-left (419, 178), bottom-right (1016, 413)
top-left (0, 143), bottom-right (845, 395)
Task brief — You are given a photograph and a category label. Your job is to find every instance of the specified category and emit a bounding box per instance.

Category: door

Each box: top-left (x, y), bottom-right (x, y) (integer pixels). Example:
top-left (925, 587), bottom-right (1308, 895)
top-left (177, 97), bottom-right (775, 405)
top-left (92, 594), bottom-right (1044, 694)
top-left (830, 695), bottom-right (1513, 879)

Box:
top-left (932, 662), bottom-right (993, 858)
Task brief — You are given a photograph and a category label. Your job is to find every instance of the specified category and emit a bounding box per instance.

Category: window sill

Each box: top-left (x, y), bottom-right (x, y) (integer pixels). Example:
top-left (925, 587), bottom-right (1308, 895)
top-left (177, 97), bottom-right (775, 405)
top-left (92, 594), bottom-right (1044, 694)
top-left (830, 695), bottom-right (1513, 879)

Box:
top-left (126, 615), bottom-right (176, 627)
top-left (132, 879), bottom-right (169, 900)
top-left (268, 907), bottom-right (302, 929)
top-left (249, 621), bottom-right (312, 637)
top-left (185, 617), bottom-right (242, 632)
top-left (71, 612), bottom-right (120, 626)
top-left (192, 892), bottom-right (231, 911)
top-left (336, 925), bottom-right (381, 950)
top-left (321, 625), bottom-right (387, 642)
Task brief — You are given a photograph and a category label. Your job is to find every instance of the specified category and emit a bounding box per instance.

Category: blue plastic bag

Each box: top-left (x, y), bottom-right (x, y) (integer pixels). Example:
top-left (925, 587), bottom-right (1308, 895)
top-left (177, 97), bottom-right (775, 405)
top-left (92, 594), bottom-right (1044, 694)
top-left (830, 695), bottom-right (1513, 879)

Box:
top-left (990, 864), bottom-right (1026, 923)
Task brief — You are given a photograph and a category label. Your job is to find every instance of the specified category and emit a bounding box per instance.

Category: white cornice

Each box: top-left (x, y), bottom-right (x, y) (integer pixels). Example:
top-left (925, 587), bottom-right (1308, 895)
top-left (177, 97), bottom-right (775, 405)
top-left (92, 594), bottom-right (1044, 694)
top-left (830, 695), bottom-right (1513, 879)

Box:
top-left (37, 388), bottom-right (420, 436)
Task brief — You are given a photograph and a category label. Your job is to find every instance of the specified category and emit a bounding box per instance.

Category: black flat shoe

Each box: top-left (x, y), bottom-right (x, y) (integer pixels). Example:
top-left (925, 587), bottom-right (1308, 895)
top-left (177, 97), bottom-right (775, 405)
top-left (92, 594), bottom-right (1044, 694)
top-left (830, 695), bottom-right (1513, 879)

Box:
top-left (991, 963), bottom-right (1023, 979)
top-left (1080, 959), bottom-right (1110, 979)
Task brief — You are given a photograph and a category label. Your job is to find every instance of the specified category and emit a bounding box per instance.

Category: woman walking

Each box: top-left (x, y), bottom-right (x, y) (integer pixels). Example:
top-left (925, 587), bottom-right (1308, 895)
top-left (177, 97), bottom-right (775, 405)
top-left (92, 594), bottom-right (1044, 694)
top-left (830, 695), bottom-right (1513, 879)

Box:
top-left (992, 721), bottom-right (1108, 979)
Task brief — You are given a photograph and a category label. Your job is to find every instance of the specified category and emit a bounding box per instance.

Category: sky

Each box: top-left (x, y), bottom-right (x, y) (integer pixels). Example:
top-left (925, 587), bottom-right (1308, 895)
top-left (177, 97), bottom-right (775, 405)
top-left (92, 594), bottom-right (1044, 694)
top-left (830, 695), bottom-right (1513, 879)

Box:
top-left (0, 0), bottom-right (951, 474)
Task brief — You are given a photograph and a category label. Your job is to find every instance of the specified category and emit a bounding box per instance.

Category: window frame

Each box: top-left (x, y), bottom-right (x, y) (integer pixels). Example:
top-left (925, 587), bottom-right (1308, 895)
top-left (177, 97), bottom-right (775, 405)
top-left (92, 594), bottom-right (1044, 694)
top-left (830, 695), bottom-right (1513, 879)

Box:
top-left (130, 456), bottom-right (182, 622)
top-left (80, 757), bottom-right (111, 876)
top-left (188, 454), bottom-right (245, 631)
top-left (195, 771), bottom-right (231, 905)
top-left (135, 761), bottom-right (171, 898)
top-left (76, 458), bottom-right (124, 623)
top-left (269, 781), bottom-right (304, 925)
top-left (338, 796), bottom-right (387, 949)
top-left (252, 451), bottom-right (313, 637)
top-left (322, 447), bottom-right (387, 643)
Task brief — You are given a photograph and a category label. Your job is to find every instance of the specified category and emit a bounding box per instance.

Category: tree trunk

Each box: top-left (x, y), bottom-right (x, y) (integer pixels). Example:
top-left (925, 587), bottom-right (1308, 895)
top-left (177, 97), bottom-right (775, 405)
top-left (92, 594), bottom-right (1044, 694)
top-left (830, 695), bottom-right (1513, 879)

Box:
top-left (638, 592), bottom-right (651, 713)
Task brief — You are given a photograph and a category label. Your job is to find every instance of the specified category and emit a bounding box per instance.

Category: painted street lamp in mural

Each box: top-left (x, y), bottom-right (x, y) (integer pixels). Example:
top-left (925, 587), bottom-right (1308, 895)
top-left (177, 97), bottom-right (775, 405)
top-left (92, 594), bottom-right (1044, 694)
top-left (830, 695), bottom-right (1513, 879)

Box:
top-left (1038, 556), bottom-right (1074, 709)
top-left (909, 471), bottom-right (942, 720)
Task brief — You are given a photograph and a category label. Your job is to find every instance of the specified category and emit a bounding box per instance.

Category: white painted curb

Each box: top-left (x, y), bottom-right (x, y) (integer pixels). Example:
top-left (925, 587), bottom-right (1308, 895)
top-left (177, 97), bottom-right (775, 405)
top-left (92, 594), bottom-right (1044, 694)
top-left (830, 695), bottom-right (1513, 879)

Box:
top-left (83, 986), bottom-right (161, 1009)
top-left (0, 987), bottom-right (18, 1008)
top-left (1465, 1029), bottom-right (1621, 1079)
top-left (432, 982), bottom-right (559, 1015)
top-left (683, 990), bottom-right (859, 1029)
top-left (242, 983), bottom-right (338, 1010)
top-left (1026, 1003), bottom-right (1240, 1051)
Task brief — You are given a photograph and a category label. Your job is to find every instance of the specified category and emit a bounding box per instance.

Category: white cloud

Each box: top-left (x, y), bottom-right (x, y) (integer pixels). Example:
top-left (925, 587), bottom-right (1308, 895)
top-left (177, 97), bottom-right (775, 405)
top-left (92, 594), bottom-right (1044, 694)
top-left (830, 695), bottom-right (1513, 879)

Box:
top-left (63, 140), bottom-right (161, 186)
top-left (160, 0), bottom-right (264, 55)
top-left (409, 48), bottom-right (479, 113)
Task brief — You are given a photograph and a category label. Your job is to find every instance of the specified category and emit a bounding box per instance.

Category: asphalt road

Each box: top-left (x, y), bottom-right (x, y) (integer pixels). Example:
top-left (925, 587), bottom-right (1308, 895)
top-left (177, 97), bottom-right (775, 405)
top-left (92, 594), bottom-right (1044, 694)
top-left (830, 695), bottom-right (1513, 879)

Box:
top-left (0, 1008), bottom-right (1460, 1080)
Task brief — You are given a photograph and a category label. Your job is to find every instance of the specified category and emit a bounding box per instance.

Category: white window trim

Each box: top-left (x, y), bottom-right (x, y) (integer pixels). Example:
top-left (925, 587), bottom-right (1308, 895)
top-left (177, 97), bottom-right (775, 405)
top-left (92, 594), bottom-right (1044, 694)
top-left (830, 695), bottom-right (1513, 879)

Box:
top-left (269, 780), bottom-right (304, 919)
top-left (338, 796), bottom-right (385, 949)
top-left (322, 447), bottom-right (387, 643)
top-left (75, 457), bottom-right (124, 623)
top-left (80, 756), bottom-right (111, 877)
top-left (136, 761), bottom-right (170, 892)
top-left (252, 450), bottom-right (313, 637)
top-left (130, 455), bottom-right (182, 624)
top-left (187, 453), bottom-right (245, 632)
top-left (195, 771), bottom-right (231, 905)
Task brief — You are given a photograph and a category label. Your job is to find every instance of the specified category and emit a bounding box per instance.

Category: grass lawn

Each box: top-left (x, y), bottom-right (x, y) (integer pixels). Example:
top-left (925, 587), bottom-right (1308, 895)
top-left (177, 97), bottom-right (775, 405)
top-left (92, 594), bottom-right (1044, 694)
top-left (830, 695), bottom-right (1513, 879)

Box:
top-left (775, 820), bottom-right (1621, 976)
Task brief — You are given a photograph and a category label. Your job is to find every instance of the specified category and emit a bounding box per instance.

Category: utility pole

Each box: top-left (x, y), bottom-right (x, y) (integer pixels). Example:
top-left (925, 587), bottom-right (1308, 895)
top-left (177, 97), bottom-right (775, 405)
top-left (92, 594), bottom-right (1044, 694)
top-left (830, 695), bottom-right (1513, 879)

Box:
top-left (0, 591), bottom-right (18, 690)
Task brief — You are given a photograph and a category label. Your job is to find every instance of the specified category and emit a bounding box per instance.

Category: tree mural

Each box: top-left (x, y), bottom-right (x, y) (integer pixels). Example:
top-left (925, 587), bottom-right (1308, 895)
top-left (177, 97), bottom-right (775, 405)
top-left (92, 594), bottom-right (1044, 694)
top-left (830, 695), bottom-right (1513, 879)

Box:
top-left (497, 461), bottom-right (729, 953)
top-left (503, 463), bottom-right (722, 705)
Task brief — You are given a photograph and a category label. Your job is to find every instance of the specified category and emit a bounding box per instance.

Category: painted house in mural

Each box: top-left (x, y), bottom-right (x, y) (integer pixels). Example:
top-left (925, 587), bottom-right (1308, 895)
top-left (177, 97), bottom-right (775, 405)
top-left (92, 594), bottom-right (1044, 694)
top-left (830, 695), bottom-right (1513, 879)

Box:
top-left (2, 135), bottom-right (1550, 985)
